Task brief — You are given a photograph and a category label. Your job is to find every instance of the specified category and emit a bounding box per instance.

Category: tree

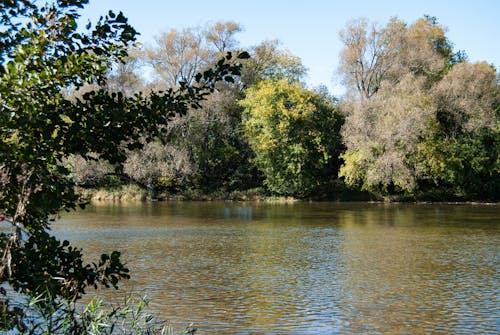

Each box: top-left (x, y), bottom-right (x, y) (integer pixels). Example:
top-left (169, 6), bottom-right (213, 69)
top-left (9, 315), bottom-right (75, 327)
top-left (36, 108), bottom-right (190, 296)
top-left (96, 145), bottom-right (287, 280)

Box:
top-left (172, 89), bottom-right (256, 192)
top-left (106, 47), bottom-right (145, 97)
top-left (390, 16), bottom-right (451, 83)
top-left (143, 21), bottom-right (243, 89)
top-left (124, 139), bottom-right (197, 195)
top-left (144, 26), bottom-right (208, 88)
top-left (339, 74), bottom-right (435, 195)
top-left (242, 39), bottom-right (308, 86)
top-left (0, 0), bottom-right (247, 328)
top-left (240, 80), bottom-right (343, 197)
top-left (336, 16), bottom-right (498, 200)
top-left (416, 62), bottom-right (500, 198)
top-left (205, 20), bottom-right (242, 54)
top-left (337, 16), bottom-right (452, 100)
top-left (432, 62), bottom-right (498, 134)
top-left (337, 18), bottom-right (388, 100)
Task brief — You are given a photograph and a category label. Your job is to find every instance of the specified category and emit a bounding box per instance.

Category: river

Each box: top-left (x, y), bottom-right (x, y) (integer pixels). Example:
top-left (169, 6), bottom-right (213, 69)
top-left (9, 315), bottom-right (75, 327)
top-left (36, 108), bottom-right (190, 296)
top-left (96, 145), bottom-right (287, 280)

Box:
top-left (55, 202), bottom-right (499, 334)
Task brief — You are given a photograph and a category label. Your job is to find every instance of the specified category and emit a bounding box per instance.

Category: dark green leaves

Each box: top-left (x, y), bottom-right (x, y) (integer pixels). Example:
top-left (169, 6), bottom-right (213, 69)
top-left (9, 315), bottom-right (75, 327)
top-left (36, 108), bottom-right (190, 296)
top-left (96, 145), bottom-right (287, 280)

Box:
top-left (4, 230), bottom-right (130, 301)
top-left (0, 0), bottom-right (246, 306)
top-left (237, 51), bottom-right (250, 59)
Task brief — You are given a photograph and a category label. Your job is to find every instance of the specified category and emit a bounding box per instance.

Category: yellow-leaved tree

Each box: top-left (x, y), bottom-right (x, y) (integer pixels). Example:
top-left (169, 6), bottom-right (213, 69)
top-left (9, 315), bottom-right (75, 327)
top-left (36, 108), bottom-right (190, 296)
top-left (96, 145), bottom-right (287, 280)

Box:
top-left (240, 80), bottom-right (344, 197)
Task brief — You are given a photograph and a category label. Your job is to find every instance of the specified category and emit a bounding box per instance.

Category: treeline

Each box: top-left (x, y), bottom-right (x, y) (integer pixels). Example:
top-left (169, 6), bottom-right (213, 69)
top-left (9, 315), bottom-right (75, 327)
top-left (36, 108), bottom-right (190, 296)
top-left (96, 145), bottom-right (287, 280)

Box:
top-left (71, 17), bottom-right (499, 201)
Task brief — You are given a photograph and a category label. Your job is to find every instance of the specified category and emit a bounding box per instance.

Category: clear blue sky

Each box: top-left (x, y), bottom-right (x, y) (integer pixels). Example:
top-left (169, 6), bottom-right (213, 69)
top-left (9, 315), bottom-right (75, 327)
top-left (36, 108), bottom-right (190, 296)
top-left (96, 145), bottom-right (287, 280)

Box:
top-left (82, 0), bottom-right (500, 95)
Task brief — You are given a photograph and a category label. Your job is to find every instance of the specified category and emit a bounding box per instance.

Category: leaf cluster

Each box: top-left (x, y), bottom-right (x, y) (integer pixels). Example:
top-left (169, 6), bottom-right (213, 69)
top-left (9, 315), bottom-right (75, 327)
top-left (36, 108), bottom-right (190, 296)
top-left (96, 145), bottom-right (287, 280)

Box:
top-left (240, 80), bottom-right (343, 197)
top-left (0, 0), bottom-right (247, 306)
top-left (6, 230), bottom-right (129, 302)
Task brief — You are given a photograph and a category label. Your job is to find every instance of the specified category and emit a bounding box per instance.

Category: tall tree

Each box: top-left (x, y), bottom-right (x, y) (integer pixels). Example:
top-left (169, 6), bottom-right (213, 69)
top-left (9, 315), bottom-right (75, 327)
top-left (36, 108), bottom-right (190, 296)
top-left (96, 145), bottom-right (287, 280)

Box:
top-left (144, 27), bottom-right (208, 87)
top-left (337, 18), bottom-right (388, 100)
top-left (143, 21), bottom-right (244, 89)
top-left (240, 80), bottom-right (343, 197)
top-left (0, 0), bottom-right (246, 328)
top-left (205, 20), bottom-right (242, 54)
top-left (339, 74), bottom-right (435, 194)
top-left (338, 15), bottom-right (498, 200)
top-left (337, 16), bottom-right (452, 100)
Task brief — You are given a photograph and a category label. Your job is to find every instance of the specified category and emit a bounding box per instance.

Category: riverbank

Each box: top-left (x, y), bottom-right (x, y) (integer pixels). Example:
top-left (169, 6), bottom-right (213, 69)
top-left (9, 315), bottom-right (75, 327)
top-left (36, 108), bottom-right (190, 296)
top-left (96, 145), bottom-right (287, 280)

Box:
top-left (76, 184), bottom-right (498, 204)
top-left (78, 185), bottom-right (303, 203)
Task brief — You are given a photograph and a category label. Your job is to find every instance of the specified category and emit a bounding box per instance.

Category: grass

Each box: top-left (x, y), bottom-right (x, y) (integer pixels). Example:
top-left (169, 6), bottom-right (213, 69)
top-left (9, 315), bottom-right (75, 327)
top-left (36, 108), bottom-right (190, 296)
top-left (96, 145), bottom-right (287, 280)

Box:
top-left (78, 184), bottom-right (149, 202)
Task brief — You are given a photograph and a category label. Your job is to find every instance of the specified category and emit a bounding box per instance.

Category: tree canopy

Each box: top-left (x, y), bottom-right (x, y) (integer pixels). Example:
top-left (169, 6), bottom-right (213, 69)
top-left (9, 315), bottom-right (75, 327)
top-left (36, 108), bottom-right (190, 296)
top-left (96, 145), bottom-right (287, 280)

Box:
top-left (240, 80), bottom-right (343, 197)
top-left (338, 16), bottom-right (499, 199)
top-left (0, 0), bottom-right (248, 321)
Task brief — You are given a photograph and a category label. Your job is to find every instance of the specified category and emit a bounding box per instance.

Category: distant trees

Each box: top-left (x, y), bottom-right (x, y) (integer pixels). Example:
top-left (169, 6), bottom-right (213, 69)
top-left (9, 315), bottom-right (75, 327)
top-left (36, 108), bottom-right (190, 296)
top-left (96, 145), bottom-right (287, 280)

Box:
top-left (134, 21), bottom-right (254, 194)
top-left (338, 16), bottom-right (499, 199)
top-left (63, 14), bottom-right (498, 201)
top-left (94, 23), bottom-right (316, 197)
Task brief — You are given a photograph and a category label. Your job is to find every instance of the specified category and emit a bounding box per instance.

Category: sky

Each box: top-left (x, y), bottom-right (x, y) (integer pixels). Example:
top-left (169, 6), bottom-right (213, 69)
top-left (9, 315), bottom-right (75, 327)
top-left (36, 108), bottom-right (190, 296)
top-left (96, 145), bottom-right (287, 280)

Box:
top-left (81, 0), bottom-right (500, 95)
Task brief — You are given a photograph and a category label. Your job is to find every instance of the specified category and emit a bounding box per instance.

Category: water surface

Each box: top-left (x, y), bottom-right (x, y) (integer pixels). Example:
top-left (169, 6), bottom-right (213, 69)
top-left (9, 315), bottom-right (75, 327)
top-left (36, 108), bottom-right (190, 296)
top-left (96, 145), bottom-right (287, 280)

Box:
top-left (55, 202), bottom-right (499, 334)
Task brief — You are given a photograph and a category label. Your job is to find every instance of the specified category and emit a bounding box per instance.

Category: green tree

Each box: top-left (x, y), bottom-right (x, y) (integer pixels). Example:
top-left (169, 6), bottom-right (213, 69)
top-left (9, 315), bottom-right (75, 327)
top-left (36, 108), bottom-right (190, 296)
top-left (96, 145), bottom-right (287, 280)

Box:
top-left (0, 0), bottom-right (246, 327)
top-left (242, 39), bottom-right (307, 86)
top-left (338, 16), bottom-right (498, 200)
top-left (416, 62), bottom-right (500, 198)
top-left (240, 80), bottom-right (343, 197)
top-left (339, 74), bottom-right (435, 195)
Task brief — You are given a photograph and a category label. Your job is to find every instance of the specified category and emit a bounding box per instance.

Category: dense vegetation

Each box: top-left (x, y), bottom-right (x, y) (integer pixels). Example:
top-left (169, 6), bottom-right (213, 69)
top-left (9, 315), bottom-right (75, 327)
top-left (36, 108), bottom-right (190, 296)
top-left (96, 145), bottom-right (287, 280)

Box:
top-left (67, 16), bottom-right (498, 202)
top-left (337, 17), bottom-right (499, 200)
top-left (0, 0), bottom-right (498, 333)
top-left (0, 0), bottom-right (246, 332)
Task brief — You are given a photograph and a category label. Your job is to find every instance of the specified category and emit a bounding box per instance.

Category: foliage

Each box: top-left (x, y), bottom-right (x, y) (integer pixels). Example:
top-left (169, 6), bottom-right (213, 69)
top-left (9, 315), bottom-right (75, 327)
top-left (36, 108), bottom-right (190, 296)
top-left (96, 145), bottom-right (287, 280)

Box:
top-left (240, 80), bottom-right (343, 197)
top-left (124, 140), bottom-right (196, 195)
top-left (80, 294), bottom-right (197, 335)
top-left (416, 62), bottom-right (500, 198)
top-left (0, 0), bottom-right (247, 318)
top-left (241, 39), bottom-right (308, 86)
top-left (167, 89), bottom-right (261, 193)
top-left (338, 16), bottom-right (452, 100)
top-left (338, 15), bottom-right (499, 200)
top-left (416, 128), bottom-right (500, 199)
top-left (432, 61), bottom-right (498, 134)
top-left (136, 23), bottom-right (268, 194)
top-left (65, 154), bottom-right (115, 188)
top-left (0, 287), bottom-right (196, 334)
top-left (339, 74), bottom-right (435, 194)
top-left (9, 231), bottom-right (129, 301)
top-left (68, 23), bottom-right (312, 198)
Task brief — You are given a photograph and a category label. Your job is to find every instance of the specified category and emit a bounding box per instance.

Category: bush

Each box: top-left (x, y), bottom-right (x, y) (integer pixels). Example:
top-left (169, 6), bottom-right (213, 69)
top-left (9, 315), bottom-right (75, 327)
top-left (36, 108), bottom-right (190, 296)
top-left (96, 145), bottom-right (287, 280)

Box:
top-left (0, 287), bottom-right (197, 335)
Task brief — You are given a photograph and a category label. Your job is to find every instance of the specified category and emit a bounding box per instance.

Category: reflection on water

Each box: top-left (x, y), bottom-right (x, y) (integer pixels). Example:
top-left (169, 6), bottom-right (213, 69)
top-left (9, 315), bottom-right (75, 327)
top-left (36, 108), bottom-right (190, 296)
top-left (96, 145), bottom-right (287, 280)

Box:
top-left (54, 202), bottom-right (500, 334)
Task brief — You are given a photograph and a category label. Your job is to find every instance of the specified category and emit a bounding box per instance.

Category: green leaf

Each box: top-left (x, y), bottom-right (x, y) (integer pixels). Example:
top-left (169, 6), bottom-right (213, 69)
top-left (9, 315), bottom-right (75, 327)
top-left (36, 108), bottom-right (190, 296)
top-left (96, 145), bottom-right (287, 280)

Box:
top-left (237, 51), bottom-right (250, 59)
